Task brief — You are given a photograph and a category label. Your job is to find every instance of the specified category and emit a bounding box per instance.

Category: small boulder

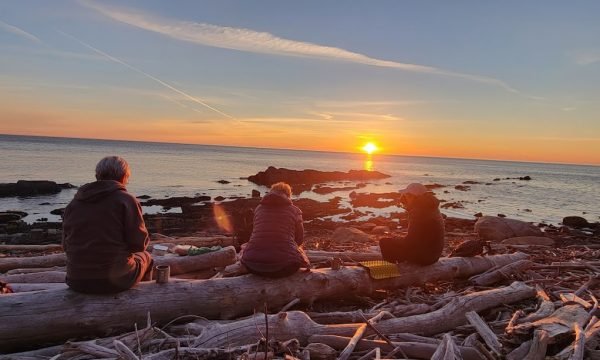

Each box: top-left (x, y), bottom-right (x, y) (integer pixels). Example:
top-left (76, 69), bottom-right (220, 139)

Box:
top-left (332, 227), bottom-right (370, 244)
top-left (562, 216), bottom-right (589, 228)
top-left (475, 216), bottom-right (543, 241)
top-left (251, 189), bottom-right (261, 198)
top-left (501, 236), bottom-right (555, 246)
top-left (0, 211), bottom-right (27, 223)
top-left (217, 180), bottom-right (230, 184)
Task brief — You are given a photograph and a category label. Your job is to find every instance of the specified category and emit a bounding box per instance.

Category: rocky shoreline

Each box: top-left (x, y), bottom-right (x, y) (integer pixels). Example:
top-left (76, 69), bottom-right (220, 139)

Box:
top-left (0, 167), bottom-right (598, 248)
top-left (2, 167), bottom-right (600, 358)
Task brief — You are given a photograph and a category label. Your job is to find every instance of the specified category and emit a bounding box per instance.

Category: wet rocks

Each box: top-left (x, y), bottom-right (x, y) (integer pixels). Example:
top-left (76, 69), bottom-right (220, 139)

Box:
top-left (441, 201), bottom-right (464, 209)
top-left (251, 190), bottom-right (261, 198)
top-left (454, 185), bottom-right (471, 191)
top-left (562, 216), bottom-right (590, 229)
top-left (141, 195), bottom-right (211, 208)
top-left (0, 211), bottom-right (27, 223)
top-left (313, 183), bottom-right (366, 195)
top-left (0, 180), bottom-right (75, 197)
top-left (50, 208), bottom-right (65, 216)
top-left (294, 198), bottom-right (350, 220)
top-left (350, 192), bottom-right (403, 208)
top-left (475, 216), bottom-right (543, 241)
top-left (216, 180), bottom-right (230, 184)
top-left (247, 166), bottom-right (390, 194)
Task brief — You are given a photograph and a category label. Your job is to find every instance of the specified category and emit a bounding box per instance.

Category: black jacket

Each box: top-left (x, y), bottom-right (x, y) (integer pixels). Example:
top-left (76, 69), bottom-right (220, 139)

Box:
top-left (380, 192), bottom-right (445, 265)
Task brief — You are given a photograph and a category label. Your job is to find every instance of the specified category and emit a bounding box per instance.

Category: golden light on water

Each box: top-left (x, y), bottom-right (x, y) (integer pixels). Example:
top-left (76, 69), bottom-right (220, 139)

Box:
top-left (364, 156), bottom-right (373, 171)
top-left (362, 142), bottom-right (378, 154)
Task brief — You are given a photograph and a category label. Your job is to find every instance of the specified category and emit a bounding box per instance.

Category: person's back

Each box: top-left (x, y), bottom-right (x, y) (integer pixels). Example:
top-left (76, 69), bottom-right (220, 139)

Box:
top-left (380, 183), bottom-right (445, 265)
top-left (240, 182), bottom-right (308, 277)
top-left (62, 156), bottom-right (152, 294)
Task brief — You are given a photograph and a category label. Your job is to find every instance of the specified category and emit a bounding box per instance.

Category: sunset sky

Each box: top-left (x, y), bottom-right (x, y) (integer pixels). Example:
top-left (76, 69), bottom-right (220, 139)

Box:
top-left (1, 1), bottom-right (599, 165)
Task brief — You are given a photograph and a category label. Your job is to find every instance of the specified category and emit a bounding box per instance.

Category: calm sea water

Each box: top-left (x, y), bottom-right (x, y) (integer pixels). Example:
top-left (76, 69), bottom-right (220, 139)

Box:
top-left (1, 134), bottom-right (598, 225)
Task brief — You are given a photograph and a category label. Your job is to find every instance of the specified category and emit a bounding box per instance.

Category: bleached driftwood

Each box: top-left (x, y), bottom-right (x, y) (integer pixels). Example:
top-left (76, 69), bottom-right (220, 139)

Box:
top-left (0, 253), bottom-right (66, 273)
top-left (9, 283), bottom-right (68, 293)
top-left (513, 305), bottom-right (590, 343)
top-left (0, 271), bottom-right (66, 283)
top-left (308, 334), bottom-right (484, 360)
top-left (469, 259), bottom-right (532, 286)
top-left (6, 266), bottom-right (66, 275)
top-left (430, 333), bottom-right (462, 360)
top-left (150, 234), bottom-right (236, 248)
top-left (523, 330), bottom-right (549, 360)
top-left (153, 246), bottom-right (237, 274)
top-left (1, 247), bottom-right (237, 285)
top-left (465, 311), bottom-right (502, 356)
top-left (0, 244), bottom-right (63, 252)
top-left (376, 281), bottom-right (535, 336)
top-left (0, 252), bottom-right (528, 352)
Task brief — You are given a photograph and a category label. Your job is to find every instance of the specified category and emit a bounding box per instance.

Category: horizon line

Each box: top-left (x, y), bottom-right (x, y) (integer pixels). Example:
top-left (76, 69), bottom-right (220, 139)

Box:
top-left (1, 132), bottom-right (598, 168)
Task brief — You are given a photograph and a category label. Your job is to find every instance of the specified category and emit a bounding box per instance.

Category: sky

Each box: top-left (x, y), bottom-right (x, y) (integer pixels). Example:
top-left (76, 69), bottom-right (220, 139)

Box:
top-left (1, 1), bottom-right (599, 165)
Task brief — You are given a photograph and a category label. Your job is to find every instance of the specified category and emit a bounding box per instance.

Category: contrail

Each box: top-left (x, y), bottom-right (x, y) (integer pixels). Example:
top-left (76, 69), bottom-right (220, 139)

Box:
top-left (58, 30), bottom-right (236, 120)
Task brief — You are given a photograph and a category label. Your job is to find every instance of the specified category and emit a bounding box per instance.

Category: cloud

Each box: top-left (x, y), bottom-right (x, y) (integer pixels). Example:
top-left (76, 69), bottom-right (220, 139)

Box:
top-left (572, 50), bottom-right (600, 65)
top-left (0, 20), bottom-right (41, 43)
top-left (314, 100), bottom-right (427, 108)
top-left (311, 111), bottom-right (401, 122)
top-left (80, 0), bottom-right (520, 93)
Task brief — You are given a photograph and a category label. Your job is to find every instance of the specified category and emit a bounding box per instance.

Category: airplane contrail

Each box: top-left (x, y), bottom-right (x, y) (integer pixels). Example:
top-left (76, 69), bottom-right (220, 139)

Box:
top-left (58, 30), bottom-right (236, 120)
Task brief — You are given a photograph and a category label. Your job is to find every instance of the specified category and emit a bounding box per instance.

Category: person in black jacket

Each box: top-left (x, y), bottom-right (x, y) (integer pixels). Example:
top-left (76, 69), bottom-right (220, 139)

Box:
top-left (379, 183), bottom-right (445, 265)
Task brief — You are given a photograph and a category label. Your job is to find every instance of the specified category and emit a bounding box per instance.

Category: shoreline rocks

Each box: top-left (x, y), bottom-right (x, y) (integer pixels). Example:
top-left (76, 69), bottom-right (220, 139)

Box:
top-left (0, 180), bottom-right (75, 197)
top-left (475, 216), bottom-right (543, 241)
top-left (247, 166), bottom-right (390, 194)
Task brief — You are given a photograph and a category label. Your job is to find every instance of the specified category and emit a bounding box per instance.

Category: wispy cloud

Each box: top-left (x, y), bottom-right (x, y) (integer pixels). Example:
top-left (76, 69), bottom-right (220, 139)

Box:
top-left (0, 19), bottom-right (41, 43)
top-left (59, 30), bottom-right (236, 120)
top-left (572, 50), bottom-right (600, 65)
top-left (311, 111), bottom-right (401, 122)
top-left (314, 100), bottom-right (427, 108)
top-left (80, 0), bottom-right (521, 94)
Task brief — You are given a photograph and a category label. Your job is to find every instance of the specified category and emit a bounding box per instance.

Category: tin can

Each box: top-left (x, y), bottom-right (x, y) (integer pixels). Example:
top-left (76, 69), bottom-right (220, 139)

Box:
top-left (155, 265), bottom-right (170, 284)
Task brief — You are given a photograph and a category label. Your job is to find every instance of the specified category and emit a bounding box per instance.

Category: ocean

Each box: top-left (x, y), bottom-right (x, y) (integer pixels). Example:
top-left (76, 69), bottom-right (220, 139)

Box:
top-left (1, 134), bottom-right (598, 225)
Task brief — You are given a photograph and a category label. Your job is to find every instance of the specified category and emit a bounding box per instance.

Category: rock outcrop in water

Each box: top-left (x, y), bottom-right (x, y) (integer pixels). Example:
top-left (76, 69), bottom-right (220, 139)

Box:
top-left (0, 180), bottom-right (75, 197)
top-left (247, 166), bottom-right (390, 194)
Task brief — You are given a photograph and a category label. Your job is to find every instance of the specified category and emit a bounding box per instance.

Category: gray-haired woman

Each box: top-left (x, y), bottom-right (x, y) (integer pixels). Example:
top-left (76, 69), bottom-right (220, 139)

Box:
top-left (62, 156), bottom-right (152, 293)
top-left (240, 182), bottom-right (309, 277)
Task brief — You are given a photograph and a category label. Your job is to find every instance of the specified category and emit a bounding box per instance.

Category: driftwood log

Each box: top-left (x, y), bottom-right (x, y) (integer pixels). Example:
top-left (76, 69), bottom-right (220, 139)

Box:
top-left (376, 281), bottom-right (535, 336)
top-left (308, 334), bottom-right (484, 360)
top-left (0, 253), bottom-right (66, 273)
top-left (0, 247), bottom-right (237, 284)
top-left (0, 252), bottom-right (527, 352)
top-left (0, 244), bottom-right (63, 252)
top-left (150, 234), bottom-right (236, 248)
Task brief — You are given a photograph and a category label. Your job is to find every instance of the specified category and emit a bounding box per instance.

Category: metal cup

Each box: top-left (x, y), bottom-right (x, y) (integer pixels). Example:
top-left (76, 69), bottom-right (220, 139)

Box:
top-left (155, 265), bottom-right (170, 284)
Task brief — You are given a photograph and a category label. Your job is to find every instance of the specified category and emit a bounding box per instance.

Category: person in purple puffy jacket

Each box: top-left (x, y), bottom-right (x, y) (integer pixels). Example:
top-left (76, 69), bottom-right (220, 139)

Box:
top-left (240, 182), bottom-right (309, 278)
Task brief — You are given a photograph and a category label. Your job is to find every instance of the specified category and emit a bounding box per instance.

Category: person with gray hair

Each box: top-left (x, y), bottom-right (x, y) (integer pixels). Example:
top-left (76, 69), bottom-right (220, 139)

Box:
top-left (62, 156), bottom-right (152, 293)
top-left (240, 182), bottom-right (309, 277)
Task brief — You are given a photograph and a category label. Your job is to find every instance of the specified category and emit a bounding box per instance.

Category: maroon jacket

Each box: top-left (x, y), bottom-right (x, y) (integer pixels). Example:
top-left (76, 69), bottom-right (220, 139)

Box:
top-left (62, 180), bottom-right (150, 281)
top-left (240, 192), bottom-right (308, 273)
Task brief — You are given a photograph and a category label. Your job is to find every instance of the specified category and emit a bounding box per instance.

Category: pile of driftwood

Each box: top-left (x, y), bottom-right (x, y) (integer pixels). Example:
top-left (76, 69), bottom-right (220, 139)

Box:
top-left (2, 232), bottom-right (600, 359)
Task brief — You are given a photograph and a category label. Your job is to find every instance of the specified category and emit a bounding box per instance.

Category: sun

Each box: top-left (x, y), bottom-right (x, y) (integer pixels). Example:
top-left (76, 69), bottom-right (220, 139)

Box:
top-left (362, 142), bottom-right (378, 155)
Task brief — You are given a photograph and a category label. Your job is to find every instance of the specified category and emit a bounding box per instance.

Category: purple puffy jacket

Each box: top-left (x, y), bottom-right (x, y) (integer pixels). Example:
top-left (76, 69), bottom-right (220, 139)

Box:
top-left (240, 192), bottom-right (308, 273)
